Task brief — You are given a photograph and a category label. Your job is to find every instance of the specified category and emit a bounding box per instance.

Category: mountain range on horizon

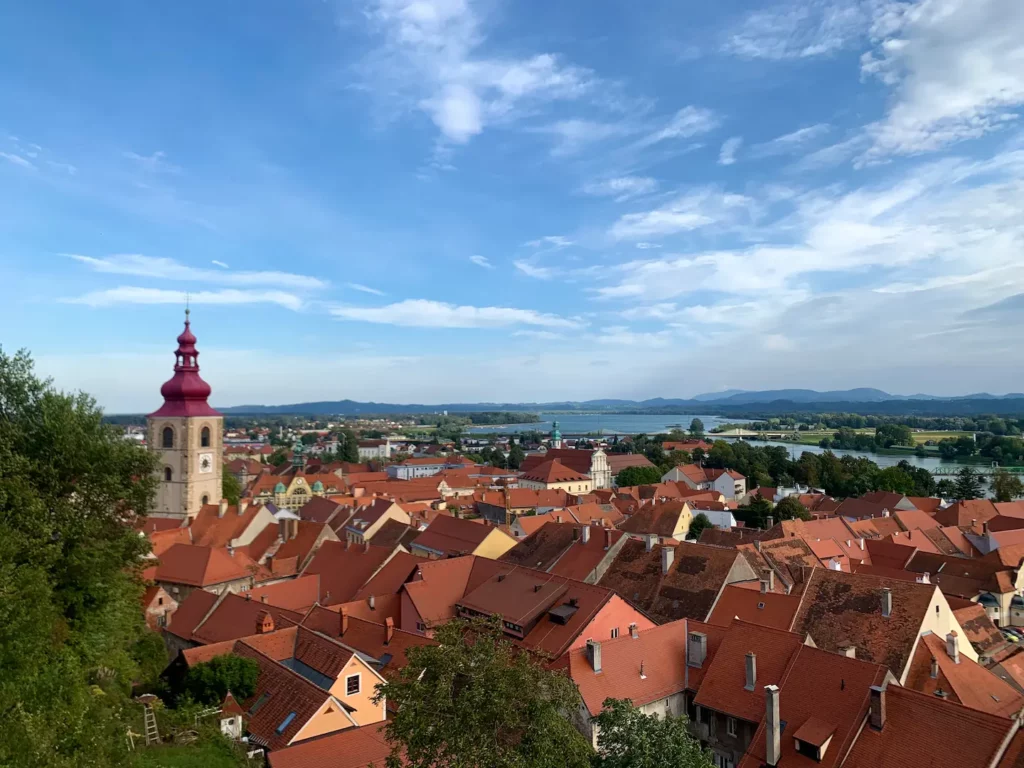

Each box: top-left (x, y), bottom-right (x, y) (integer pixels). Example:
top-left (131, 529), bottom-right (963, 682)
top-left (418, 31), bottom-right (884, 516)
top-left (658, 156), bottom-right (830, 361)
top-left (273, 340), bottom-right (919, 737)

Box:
top-left (212, 388), bottom-right (1024, 416)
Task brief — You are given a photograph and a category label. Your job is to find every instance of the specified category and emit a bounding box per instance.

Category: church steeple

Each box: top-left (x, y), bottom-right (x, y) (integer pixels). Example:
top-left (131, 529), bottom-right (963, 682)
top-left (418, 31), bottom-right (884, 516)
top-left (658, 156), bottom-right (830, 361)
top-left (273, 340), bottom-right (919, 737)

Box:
top-left (148, 309), bottom-right (220, 419)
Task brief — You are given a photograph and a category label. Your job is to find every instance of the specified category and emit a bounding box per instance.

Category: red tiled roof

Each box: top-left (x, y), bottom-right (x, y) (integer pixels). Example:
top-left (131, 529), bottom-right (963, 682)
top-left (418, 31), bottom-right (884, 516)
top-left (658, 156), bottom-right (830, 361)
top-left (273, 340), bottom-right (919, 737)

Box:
top-left (519, 459), bottom-right (591, 485)
top-left (367, 519), bottom-right (418, 550)
top-left (191, 593), bottom-right (305, 645)
top-left (905, 632), bottom-right (1023, 717)
top-left (352, 552), bottom-right (424, 600)
top-left (298, 496), bottom-right (346, 525)
top-left (843, 684), bottom-right (1016, 768)
top-left (953, 603), bottom-right (1007, 659)
top-left (935, 499), bottom-right (999, 528)
top-left (894, 508), bottom-right (940, 532)
top-left (618, 500), bottom-right (689, 537)
top-left (165, 588), bottom-right (219, 640)
top-left (268, 723), bottom-right (397, 768)
top-left (410, 514), bottom-right (507, 557)
top-left (155, 543), bottom-right (263, 587)
top-left (520, 449), bottom-right (594, 477)
top-left (605, 453), bottom-right (655, 474)
top-left (706, 585), bottom-right (802, 630)
top-left (189, 502), bottom-right (266, 548)
top-left (247, 575), bottom-right (322, 612)
top-left (302, 540), bottom-right (394, 605)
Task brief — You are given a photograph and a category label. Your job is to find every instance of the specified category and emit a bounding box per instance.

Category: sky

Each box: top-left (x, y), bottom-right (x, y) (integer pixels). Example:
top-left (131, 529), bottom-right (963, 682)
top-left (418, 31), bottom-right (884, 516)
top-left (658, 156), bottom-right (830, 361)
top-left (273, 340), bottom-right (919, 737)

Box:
top-left (2, 0), bottom-right (1024, 411)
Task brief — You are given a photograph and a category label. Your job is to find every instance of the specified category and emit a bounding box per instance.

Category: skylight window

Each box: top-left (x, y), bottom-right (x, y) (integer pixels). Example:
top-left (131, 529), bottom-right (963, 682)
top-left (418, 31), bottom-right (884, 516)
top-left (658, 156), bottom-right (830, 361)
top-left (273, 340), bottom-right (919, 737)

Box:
top-left (276, 712), bottom-right (296, 734)
top-left (249, 692), bottom-right (271, 715)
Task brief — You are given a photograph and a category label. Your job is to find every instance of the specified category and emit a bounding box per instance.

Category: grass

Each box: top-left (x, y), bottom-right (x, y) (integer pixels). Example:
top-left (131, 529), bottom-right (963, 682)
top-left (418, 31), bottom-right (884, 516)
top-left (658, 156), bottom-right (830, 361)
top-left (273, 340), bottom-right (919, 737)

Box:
top-left (130, 739), bottom-right (250, 768)
top-left (910, 430), bottom-right (973, 445)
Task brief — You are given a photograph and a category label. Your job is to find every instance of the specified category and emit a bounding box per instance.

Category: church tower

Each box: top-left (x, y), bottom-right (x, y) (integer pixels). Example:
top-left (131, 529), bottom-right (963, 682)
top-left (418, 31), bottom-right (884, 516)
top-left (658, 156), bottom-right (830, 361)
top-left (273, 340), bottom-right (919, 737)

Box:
top-left (147, 309), bottom-right (223, 519)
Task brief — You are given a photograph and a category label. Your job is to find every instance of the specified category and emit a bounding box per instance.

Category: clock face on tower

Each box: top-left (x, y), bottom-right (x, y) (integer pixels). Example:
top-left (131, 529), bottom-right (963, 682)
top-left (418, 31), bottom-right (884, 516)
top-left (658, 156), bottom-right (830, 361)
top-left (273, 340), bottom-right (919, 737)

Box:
top-left (198, 452), bottom-right (213, 474)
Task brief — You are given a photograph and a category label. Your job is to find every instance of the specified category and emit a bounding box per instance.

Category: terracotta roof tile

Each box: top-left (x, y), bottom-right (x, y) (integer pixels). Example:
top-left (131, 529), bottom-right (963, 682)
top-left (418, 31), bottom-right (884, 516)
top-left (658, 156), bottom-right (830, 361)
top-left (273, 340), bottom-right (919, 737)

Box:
top-left (191, 593), bottom-right (305, 645)
top-left (302, 540), bottom-right (395, 605)
top-left (706, 585), bottom-right (802, 630)
top-left (935, 499), bottom-right (999, 528)
top-left (165, 589), bottom-right (219, 640)
top-left (267, 722), bottom-right (397, 768)
top-left (155, 543), bottom-right (263, 587)
top-left (618, 500), bottom-right (690, 537)
top-left (519, 459), bottom-right (591, 485)
top-left (351, 552), bottom-right (424, 600)
top-left (189, 502), bottom-right (267, 548)
top-left (367, 519), bottom-right (418, 550)
top-left (410, 515), bottom-right (509, 557)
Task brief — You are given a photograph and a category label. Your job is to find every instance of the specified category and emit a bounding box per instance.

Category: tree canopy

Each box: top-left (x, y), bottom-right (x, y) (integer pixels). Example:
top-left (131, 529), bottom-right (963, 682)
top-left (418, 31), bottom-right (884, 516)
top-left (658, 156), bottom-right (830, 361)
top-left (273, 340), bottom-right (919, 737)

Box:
top-left (688, 513), bottom-right (712, 541)
top-left (592, 698), bottom-right (713, 768)
top-left (688, 418), bottom-right (705, 438)
top-left (615, 465), bottom-right (663, 487)
top-left (179, 656), bottom-right (259, 706)
top-left (375, 616), bottom-right (592, 768)
top-left (992, 469), bottom-right (1024, 503)
top-left (953, 466), bottom-right (983, 500)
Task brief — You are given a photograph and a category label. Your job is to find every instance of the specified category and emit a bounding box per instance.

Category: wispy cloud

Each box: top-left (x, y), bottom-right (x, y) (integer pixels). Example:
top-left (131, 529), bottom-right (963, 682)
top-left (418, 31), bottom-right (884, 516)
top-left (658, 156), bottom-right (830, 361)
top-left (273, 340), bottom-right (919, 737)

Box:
top-left (331, 298), bottom-right (582, 329)
top-left (513, 260), bottom-right (557, 280)
top-left (638, 106), bottom-right (720, 147)
top-left (597, 325), bottom-right (673, 347)
top-left (360, 0), bottom-right (597, 144)
top-left (718, 136), bottom-right (743, 165)
top-left (538, 119), bottom-right (631, 156)
top-left (347, 282), bottom-right (386, 296)
top-left (722, 0), bottom-right (874, 60)
top-left (749, 124), bottom-right (830, 158)
top-left (512, 329), bottom-right (565, 340)
top-left (582, 175), bottom-right (658, 201)
top-left (609, 188), bottom-right (756, 240)
top-left (635, 242), bottom-right (662, 249)
top-left (65, 287), bottom-right (304, 311)
top-left (525, 235), bottom-right (573, 248)
top-left (67, 254), bottom-right (327, 290)
top-left (211, 259), bottom-right (229, 269)
top-left (469, 254), bottom-right (494, 269)
top-left (123, 150), bottom-right (181, 174)
top-left (0, 151), bottom-right (34, 169)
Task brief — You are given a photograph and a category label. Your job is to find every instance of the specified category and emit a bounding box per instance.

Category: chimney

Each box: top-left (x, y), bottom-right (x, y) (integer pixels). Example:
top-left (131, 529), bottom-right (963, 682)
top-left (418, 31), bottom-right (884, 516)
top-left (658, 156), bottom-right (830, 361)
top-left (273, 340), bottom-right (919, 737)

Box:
top-left (881, 587), bottom-right (892, 618)
top-left (582, 526), bottom-right (591, 544)
top-left (946, 631), bottom-right (960, 664)
top-left (688, 631), bottom-right (707, 668)
top-left (765, 685), bottom-right (781, 767)
top-left (260, 594), bottom-right (267, 604)
top-left (869, 684), bottom-right (887, 730)
top-left (930, 656), bottom-right (939, 679)
top-left (218, 498), bottom-right (228, 517)
top-left (662, 546), bottom-right (675, 575)
top-left (385, 617), bottom-right (394, 644)
top-left (760, 578), bottom-right (768, 594)
top-left (645, 534), bottom-right (656, 552)
top-left (766, 515), bottom-right (774, 529)
top-left (754, 540), bottom-right (761, 552)
top-left (859, 537), bottom-right (865, 550)
top-left (745, 652), bottom-right (757, 690)
top-left (983, 521), bottom-right (991, 535)
top-left (586, 639), bottom-right (602, 673)
top-left (767, 570), bottom-right (775, 591)
top-left (630, 623), bottom-right (639, 639)
top-left (341, 606), bottom-right (349, 635)
top-left (604, 528), bottom-right (612, 550)
top-left (256, 610), bottom-right (274, 634)
top-left (369, 595), bottom-right (376, 610)
top-left (842, 645), bottom-right (856, 658)
top-left (239, 499), bottom-right (249, 515)
top-left (573, 527), bottom-right (580, 541)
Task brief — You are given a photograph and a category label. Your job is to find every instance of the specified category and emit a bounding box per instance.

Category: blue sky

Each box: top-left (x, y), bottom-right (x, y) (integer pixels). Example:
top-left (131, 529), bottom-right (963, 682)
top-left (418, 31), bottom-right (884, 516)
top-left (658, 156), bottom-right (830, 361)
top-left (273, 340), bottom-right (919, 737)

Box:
top-left (2, 0), bottom-right (1024, 411)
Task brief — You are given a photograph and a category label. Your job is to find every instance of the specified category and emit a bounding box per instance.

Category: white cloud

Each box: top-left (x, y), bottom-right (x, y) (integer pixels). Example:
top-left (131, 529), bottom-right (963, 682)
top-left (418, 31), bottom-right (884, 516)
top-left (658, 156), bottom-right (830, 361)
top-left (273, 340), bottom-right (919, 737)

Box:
top-left (65, 287), bottom-right (304, 311)
top-left (469, 254), bottom-right (494, 269)
top-left (0, 151), bottom-right (34, 169)
top-left (123, 150), bottom-right (181, 174)
top-left (347, 282), bottom-right (387, 296)
top-left (67, 254), bottom-right (327, 290)
top-left (513, 260), bottom-right (557, 280)
top-left (539, 119), bottom-right (630, 156)
top-left (582, 176), bottom-right (658, 201)
top-left (640, 106), bottom-right (720, 147)
top-left (525, 235), bottom-right (573, 248)
top-left (512, 330), bottom-right (565, 340)
top-left (621, 303), bottom-right (678, 320)
top-left (635, 242), bottom-right (663, 249)
top-left (718, 137), bottom-right (743, 165)
top-left (211, 260), bottom-right (229, 269)
top-left (363, 0), bottom-right (596, 143)
top-left (861, 0), bottom-right (1024, 159)
top-left (609, 188), bottom-right (756, 240)
top-left (597, 326), bottom-right (673, 347)
top-left (722, 0), bottom-right (874, 60)
top-left (330, 298), bottom-right (582, 328)
top-left (749, 124), bottom-right (830, 158)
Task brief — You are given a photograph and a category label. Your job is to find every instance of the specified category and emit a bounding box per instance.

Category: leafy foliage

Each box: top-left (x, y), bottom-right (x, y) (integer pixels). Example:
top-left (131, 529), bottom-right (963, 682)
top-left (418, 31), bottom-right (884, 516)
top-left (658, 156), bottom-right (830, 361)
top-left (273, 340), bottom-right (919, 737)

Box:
top-left (688, 513), bottom-right (712, 541)
top-left (773, 496), bottom-right (810, 522)
top-left (180, 656), bottom-right (259, 706)
top-left (688, 418), bottom-right (705, 438)
top-left (375, 616), bottom-right (592, 768)
top-left (339, 428), bottom-right (360, 463)
top-left (221, 473), bottom-right (242, 505)
top-left (953, 467), bottom-right (983, 500)
top-left (615, 465), bottom-right (663, 487)
top-left (992, 469), bottom-right (1024, 503)
top-left (507, 441), bottom-right (526, 469)
top-left (0, 348), bottom-right (160, 766)
top-left (591, 698), bottom-right (713, 768)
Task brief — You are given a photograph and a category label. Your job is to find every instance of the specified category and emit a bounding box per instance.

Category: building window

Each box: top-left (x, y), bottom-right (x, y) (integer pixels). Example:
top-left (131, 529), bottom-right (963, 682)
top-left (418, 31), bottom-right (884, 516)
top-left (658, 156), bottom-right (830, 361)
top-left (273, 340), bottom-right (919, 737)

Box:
top-left (164, 467), bottom-right (173, 482)
top-left (157, 614), bottom-right (167, 628)
top-left (346, 674), bottom-right (361, 696)
top-left (162, 426), bottom-right (174, 448)
top-left (201, 494), bottom-right (209, 505)
top-left (416, 622), bottom-right (426, 632)
top-left (726, 717), bottom-right (737, 737)
top-left (610, 627), bottom-right (619, 639)
top-left (201, 426), bottom-right (211, 447)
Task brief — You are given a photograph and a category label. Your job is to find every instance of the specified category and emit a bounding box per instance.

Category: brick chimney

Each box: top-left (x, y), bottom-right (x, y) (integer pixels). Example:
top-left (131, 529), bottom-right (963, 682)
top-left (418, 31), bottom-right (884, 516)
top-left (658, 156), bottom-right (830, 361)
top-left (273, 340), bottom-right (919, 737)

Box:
top-left (218, 498), bottom-right (228, 518)
top-left (341, 606), bottom-right (349, 635)
top-left (946, 631), bottom-right (960, 664)
top-left (586, 639), bottom-right (602, 673)
top-left (662, 545), bottom-right (675, 575)
top-left (687, 631), bottom-right (707, 668)
top-left (881, 587), bottom-right (892, 618)
top-left (239, 499), bottom-right (249, 515)
top-left (256, 610), bottom-right (274, 634)
top-left (604, 528), bottom-right (612, 550)
top-left (869, 684), bottom-right (887, 730)
top-left (931, 655), bottom-right (939, 679)
top-left (385, 616), bottom-right (394, 644)
top-left (765, 685), bottom-right (781, 767)
top-left (744, 652), bottom-right (757, 691)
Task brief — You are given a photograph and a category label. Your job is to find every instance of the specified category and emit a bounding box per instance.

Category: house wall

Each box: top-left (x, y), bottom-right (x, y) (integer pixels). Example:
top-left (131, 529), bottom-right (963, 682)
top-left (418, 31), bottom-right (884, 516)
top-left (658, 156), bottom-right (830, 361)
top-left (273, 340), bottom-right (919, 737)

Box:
top-left (693, 706), bottom-right (757, 768)
top-left (328, 656), bottom-right (387, 726)
top-left (712, 474), bottom-right (746, 501)
top-left (231, 506), bottom-right (277, 547)
top-left (570, 594), bottom-right (656, 650)
top-left (148, 415), bottom-right (224, 519)
top-left (291, 699), bottom-right (356, 743)
top-left (590, 450), bottom-right (611, 490)
top-left (911, 588), bottom-right (979, 677)
top-left (472, 529), bottom-right (518, 560)
top-left (145, 587), bottom-right (178, 630)
top-left (519, 478), bottom-right (593, 494)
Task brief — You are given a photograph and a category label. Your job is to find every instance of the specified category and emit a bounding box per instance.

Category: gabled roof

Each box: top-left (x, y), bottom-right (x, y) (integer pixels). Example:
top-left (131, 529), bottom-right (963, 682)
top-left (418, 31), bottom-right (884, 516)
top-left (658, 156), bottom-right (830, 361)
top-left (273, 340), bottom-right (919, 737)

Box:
top-left (790, 568), bottom-right (938, 678)
top-left (189, 502), bottom-right (268, 548)
top-left (905, 632), bottom-right (1023, 717)
top-left (191, 593), bottom-right (305, 645)
top-left (165, 588), bottom-right (219, 641)
top-left (519, 449), bottom-right (593, 476)
top-left (519, 459), bottom-right (591, 485)
top-left (410, 514), bottom-right (508, 557)
top-left (935, 499), bottom-right (999, 528)
top-left (501, 522), bottom-right (623, 581)
top-left (618, 500), bottom-right (690, 537)
top-left (693, 621), bottom-right (804, 722)
top-left (833, 498), bottom-right (891, 520)
top-left (351, 552), bottom-right (423, 600)
top-left (598, 540), bottom-right (752, 622)
top-left (247, 575), bottom-right (322, 612)
top-left (893, 508), bottom-right (940, 532)
top-left (297, 496), bottom-right (345, 524)
top-left (302, 540), bottom-right (395, 605)
top-left (367, 519), bottom-right (418, 550)
top-left (706, 585), bottom-right (802, 630)
top-left (155, 543), bottom-right (263, 587)
top-left (953, 602), bottom-right (1007, 658)
top-left (267, 723), bottom-right (394, 768)
top-left (842, 684), bottom-right (1016, 768)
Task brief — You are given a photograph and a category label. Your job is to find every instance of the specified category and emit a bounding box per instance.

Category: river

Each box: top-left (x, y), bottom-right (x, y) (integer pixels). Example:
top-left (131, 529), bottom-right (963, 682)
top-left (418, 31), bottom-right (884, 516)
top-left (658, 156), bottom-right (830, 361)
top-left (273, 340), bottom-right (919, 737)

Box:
top-left (466, 412), bottom-right (994, 474)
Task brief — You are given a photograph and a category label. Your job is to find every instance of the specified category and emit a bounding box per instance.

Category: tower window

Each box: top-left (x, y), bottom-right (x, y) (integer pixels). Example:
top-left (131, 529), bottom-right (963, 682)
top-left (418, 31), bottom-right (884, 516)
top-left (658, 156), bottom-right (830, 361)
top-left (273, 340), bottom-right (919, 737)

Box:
top-left (162, 426), bottom-right (174, 448)
top-left (201, 426), bottom-right (211, 448)
top-left (201, 495), bottom-right (209, 505)
top-left (164, 467), bottom-right (173, 482)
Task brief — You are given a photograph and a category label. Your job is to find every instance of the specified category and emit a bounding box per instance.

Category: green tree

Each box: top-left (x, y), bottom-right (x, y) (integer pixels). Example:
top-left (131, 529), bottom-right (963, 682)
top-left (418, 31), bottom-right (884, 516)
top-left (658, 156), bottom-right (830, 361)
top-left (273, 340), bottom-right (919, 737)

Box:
top-left (688, 513), bottom-right (712, 541)
top-left (736, 494), bottom-right (774, 529)
top-left (774, 495), bottom-right (810, 522)
top-left (300, 432), bottom-right (318, 445)
top-left (953, 466), bottom-right (983, 500)
top-left (991, 469), bottom-right (1024, 503)
top-left (339, 429), bottom-right (359, 463)
top-left (875, 466), bottom-right (917, 495)
top-left (0, 348), bottom-right (159, 767)
top-left (936, 478), bottom-right (956, 498)
top-left (181, 655), bottom-right (260, 706)
top-left (689, 418), bottom-right (705, 438)
top-left (591, 698), bottom-right (713, 768)
top-left (507, 441), bottom-right (526, 469)
top-left (375, 617), bottom-right (591, 768)
top-left (222, 472), bottom-right (242, 505)
top-left (268, 447), bottom-right (289, 466)
top-left (615, 465), bottom-right (664, 487)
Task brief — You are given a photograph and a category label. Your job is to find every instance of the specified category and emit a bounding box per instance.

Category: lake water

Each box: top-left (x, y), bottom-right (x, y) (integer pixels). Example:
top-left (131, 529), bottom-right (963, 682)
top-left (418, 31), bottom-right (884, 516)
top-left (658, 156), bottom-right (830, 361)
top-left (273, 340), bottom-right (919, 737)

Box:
top-left (468, 412), bottom-right (997, 474)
